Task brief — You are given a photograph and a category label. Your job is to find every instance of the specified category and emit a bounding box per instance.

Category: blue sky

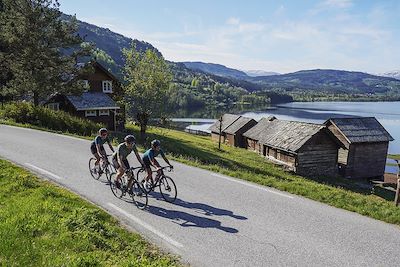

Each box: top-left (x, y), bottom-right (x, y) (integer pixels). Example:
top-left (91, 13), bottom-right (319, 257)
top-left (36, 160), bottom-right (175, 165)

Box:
top-left (59, 0), bottom-right (400, 74)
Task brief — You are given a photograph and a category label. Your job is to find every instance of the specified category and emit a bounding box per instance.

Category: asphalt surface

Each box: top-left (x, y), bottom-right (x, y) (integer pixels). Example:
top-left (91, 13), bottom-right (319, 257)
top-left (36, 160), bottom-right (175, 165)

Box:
top-left (1, 124), bottom-right (400, 267)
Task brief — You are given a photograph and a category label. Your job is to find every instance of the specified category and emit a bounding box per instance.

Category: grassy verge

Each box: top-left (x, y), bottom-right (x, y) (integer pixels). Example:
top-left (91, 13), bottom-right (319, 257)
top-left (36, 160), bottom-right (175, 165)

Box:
top-left (0, 159), bottom-right (180, 267)
top-left (388, 154), bottom-right (400, 161)
top-left (1, 119), bottom-right (400, 226)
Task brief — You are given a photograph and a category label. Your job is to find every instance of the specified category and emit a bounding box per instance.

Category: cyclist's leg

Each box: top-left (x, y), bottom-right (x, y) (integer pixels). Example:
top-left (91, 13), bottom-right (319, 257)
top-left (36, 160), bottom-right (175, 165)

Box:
top-left (113, 158), bottom-right (124, 182)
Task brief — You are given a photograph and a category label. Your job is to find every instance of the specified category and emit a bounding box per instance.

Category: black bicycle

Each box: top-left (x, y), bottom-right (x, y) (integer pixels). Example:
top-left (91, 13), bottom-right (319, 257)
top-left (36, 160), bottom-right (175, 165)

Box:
top-left (140, 166), bottom-right (177, 203)
top-left (110, 167), bottom-right (148, 210)
top-left (89, 154), bottom-right (115, 182)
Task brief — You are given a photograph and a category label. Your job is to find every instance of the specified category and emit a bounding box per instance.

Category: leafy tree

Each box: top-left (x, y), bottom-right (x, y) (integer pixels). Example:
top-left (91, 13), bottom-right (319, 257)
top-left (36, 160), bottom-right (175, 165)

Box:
top-left (0, 0), bottom-right (91, 105)
top-left (123, 44), bottom-right (172, 137)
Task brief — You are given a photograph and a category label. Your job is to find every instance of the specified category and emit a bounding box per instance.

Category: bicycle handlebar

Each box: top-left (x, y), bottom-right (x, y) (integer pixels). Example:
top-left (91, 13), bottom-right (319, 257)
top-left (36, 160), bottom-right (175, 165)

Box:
top-left (151, 166), bottom-right (173, 173)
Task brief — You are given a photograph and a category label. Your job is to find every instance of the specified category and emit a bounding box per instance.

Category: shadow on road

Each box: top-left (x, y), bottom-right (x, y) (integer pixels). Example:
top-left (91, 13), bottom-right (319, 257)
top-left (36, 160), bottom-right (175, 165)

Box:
top-left (147, 204), bottom-right (239, 233)
top-left (149, 192), bottom-right (247, 220)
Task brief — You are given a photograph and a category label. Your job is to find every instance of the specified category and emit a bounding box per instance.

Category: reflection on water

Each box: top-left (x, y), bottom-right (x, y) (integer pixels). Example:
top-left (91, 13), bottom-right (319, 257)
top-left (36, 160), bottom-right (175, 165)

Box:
top-left (174, 102), bottom-right (400, 173)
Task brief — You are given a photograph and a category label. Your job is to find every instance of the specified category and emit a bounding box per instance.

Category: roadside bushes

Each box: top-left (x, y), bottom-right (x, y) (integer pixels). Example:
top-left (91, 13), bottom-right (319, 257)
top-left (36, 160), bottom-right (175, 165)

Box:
top-left (1, 102), bottom-right (102, 136)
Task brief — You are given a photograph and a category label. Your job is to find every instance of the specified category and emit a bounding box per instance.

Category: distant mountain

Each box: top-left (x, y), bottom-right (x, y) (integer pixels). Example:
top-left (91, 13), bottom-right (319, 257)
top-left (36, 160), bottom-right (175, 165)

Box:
top-left (182, 62), bottom-right (249, 79)
top-left (61, 14), bottom-right (160, 75)
top-left (244, 70), bottom-right (280, 77)
top-left (378, 71), bottom-right (400, 80)
top-left (61, 14), bottom-right (400, 101)
top-left (249, 69), bottom-right (400, 95)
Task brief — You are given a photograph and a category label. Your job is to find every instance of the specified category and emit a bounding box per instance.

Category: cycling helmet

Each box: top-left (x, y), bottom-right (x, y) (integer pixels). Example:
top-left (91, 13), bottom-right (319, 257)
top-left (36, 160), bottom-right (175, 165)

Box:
top-left (151, 139), bottom-right (161, 147)
top-left (99, 128), bottom-right (108, 135)
top-left (124, 135), bottom-right (136, 144)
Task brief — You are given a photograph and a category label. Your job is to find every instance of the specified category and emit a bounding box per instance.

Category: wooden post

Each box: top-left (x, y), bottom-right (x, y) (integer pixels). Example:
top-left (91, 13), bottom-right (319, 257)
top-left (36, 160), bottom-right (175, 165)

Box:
top-left (218, 116), bottom-right (223, 150)
top-left (395, 160), bottom-right (400, 206)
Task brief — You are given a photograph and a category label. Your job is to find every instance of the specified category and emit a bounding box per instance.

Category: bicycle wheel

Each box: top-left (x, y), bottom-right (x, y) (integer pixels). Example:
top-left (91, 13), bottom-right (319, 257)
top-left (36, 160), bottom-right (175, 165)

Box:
top-left (109, 173), bottom-right (124, 198)
top-left (89, 158), bottom-right (101, 180)
top-left (130, 181), bottom-right (148, 210)
top-left (159, 176), bottom-right (177, 203)
top-left (137, 168), bottom-right (152, 194)
top-left (104, 164), bottom-right (113, 183)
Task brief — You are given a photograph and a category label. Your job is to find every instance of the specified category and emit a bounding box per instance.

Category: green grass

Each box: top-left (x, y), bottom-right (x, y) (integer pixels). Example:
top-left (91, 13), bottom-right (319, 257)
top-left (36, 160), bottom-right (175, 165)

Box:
top-left (388, 154), bottom-right (400, 161)
top-left (0, 159), bottom-right (180, 267)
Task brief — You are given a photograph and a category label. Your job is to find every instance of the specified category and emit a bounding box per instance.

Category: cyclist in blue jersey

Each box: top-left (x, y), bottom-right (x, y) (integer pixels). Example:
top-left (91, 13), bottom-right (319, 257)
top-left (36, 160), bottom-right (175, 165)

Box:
top-left (90, 128), bottom-right (114, 173)
top-left (142, 139), bottom-right (173, 188)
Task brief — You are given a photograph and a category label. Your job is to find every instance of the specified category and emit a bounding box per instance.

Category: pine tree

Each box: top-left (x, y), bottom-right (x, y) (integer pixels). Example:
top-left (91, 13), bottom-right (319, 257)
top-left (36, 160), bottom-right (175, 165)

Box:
top-left (0, 0), bottom-right (91, 105)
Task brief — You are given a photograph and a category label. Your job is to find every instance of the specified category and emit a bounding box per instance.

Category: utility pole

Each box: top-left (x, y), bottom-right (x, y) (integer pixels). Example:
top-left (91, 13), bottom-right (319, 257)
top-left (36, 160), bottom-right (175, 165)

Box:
top-left (218, 115), bottom-right (223, 150)
top-left (395, 160), bottom-right (400, 206)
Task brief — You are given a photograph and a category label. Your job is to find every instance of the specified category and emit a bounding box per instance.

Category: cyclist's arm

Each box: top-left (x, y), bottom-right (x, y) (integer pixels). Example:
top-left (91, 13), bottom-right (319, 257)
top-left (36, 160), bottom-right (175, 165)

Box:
top-left (161, 151), bottom-right (172, 167)
top-left (133, 147), bottom-right (144, 166)
top-left (96, 144), bottom-right (105, 157)
top-left (107, 141), bottom-right (114, 153)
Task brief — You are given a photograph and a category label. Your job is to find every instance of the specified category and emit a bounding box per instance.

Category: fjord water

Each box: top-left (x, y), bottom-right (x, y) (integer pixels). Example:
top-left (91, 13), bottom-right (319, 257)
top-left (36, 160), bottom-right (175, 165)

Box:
top-left (183, 101), bottom-right (400, 173)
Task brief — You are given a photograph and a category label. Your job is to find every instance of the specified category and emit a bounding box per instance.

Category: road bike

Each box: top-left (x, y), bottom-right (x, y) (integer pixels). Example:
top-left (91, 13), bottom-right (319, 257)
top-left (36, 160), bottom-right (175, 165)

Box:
top-left (89, 154), bottom-right (115, 182)
top-left (140, 166), bottom-right (177, 203)
top-left (110, 166), bottom-right (148, 209)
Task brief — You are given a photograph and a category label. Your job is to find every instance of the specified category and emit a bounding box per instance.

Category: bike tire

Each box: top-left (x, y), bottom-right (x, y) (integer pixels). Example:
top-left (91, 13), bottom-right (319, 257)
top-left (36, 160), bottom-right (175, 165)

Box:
top-left (89, 158), bottom-right (101, 180)
top-left (159, 176), bottom-right (177, 203)
top-left (130, 181), bottom-right (148, 210)
top-left (109, 173), bottom-right (124, 198)
top-left (105, 164), bottom-right (113, 183)
top-left (137, 168), bottom-right (152, 193)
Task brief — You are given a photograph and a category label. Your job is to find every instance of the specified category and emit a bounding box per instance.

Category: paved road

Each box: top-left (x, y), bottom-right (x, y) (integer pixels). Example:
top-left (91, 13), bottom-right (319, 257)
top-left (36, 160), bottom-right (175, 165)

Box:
top-left (1, 124), bottom-right (400, 266)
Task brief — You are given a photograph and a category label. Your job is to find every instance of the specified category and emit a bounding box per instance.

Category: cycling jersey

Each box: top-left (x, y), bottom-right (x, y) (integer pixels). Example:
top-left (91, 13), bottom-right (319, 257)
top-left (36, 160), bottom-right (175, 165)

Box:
top-left (142, 148), bottom-right (165, 168)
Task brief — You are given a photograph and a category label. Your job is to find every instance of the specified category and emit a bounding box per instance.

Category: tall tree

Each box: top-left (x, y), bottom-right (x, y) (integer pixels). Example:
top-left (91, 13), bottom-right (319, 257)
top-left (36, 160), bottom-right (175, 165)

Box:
top-left (123, 44), bottom-right (172, 137)
top-left (0, 0), bottom-right (91, 105)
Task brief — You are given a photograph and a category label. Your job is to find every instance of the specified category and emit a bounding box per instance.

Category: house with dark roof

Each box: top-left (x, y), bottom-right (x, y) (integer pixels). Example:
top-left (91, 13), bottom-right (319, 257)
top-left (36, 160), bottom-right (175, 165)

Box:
top-left (224, 117), bottom-right (257, 147)
top-left (44, 61), bottom-right (124, 131)
top-left (209, 114), bottom-right (256, 147)
top-left (325, 117), bottom-right (394, 179)
top-left (209, 114), bottom-right (240, 144)
top-left (243, 116), bottom-right (277, 153)
top-left (249, 119), bottom-right (340, 177)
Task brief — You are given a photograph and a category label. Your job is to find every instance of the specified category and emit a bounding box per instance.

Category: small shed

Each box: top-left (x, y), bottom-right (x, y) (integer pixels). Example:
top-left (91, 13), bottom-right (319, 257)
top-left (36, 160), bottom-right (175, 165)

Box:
top-left (325, 117), bottom-right (394, 179)
top-left (243, 116), bottom-right (277, 153)
top-left (224, 117), bottom-right (257, 147)
top-left (257, 120), bottom-right (340, 177)
top-left (209, 114), bottom-right (241, 144)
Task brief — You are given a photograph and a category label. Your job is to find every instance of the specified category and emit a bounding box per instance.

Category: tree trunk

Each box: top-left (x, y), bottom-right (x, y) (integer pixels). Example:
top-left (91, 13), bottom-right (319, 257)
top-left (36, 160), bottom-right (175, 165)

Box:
top-left (33, 91), bottom-right (39, 106)
top-left (137, 112), bottom-right (149, 142)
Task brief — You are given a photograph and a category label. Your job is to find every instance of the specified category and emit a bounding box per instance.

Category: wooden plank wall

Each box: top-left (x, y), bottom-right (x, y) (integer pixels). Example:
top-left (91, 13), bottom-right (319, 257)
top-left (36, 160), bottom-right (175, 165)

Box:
top-left (345, 142), bottom-right (389, 179)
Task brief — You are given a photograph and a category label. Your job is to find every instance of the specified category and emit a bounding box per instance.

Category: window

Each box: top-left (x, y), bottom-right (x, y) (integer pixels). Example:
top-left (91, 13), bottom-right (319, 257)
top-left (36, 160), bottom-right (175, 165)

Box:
top-left (47, 103), bottom-right (59, 111)
top-left (85, 110), bottom-right (96, 117)
top-left (102, 80), bottom-right (113, 93)
top-left (99, 110), bottom-right (110, 116)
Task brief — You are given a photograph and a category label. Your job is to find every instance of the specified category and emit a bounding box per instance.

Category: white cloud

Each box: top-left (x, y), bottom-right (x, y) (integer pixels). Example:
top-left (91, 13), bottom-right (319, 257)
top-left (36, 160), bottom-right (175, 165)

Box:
top-left (322, 0), bottom-right (353, 9)
top-left (226, 17), bottom-right (240, 25)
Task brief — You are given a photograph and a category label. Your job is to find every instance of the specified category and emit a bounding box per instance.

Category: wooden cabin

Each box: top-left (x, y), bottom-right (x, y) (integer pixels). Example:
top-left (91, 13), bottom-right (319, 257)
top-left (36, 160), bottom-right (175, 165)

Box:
top-left (224, 117), bottom-right (257, 147)
top-left (209, 114), bottom-right (241, 144)
top-left (243, 116), bottom-right (277, 153)
top-left (257, 120), bottom-right (340, 177)
top-left (325, 117), bottom-right (394, 179)
top-left (44, 61), bottom-right (125, 131)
